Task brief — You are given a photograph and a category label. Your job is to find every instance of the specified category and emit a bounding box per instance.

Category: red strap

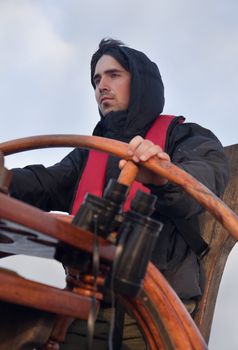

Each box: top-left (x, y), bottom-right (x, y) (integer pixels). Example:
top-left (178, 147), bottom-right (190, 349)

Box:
top-left (123, 115), bottom-right (182, 211)
top-left (71, 115), bottom-right (184, 214)
top-left (71, 150), bottom-right (108, 215)
top-left (146, 114), bottom-right (180, 148)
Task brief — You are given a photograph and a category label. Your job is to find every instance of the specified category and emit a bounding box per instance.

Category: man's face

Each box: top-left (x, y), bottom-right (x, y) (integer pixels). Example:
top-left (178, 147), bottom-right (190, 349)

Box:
top-left (93, 55), bottom-right (131, 116)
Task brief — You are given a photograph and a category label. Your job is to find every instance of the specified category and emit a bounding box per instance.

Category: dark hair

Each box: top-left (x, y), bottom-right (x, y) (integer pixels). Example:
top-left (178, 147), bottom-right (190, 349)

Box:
top-left (97, 38), bottom-right (126, 50)
top-left (91, 38), bottom-right (130, 88)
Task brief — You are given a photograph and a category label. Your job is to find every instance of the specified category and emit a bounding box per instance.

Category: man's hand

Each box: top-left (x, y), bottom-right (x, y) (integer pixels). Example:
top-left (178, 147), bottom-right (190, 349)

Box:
top-left (119, 136), bottom-right (170, 186)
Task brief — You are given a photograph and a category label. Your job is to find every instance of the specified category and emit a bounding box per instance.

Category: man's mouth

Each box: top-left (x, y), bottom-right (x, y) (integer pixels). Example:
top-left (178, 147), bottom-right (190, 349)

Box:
top-left (100, 95), bottom-right (113, 104)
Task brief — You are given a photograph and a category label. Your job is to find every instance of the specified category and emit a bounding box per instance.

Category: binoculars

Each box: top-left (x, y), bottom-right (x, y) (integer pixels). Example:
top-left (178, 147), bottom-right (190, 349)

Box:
top-left (56, 179), bottom-right (163, 298)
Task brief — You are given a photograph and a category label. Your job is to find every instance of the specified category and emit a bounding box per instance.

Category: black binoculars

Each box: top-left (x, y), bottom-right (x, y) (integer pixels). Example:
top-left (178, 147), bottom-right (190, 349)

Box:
top-left (56, 179), bottom-right (163, 297)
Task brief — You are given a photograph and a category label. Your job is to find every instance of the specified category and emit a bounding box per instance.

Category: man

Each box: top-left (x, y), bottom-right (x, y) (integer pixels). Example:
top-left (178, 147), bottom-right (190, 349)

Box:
top-left (9, 38), bottom-right (229, 349)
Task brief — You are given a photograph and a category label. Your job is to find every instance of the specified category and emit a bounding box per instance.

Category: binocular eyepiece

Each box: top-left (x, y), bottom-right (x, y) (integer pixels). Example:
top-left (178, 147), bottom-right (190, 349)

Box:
top-left (72, 179), bottom-right (128, 237)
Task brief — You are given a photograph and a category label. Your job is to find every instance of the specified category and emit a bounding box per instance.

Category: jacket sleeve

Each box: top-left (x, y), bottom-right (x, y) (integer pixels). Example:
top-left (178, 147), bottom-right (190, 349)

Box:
top-left (149, 122), bottom-right (229, 219)
top-left (9, 148), bottom-right (88, 212)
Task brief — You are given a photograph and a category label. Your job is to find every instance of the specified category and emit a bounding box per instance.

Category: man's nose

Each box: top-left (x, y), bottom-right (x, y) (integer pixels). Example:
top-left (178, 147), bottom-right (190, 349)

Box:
top-left (98, 76), bottom-right (110, 92)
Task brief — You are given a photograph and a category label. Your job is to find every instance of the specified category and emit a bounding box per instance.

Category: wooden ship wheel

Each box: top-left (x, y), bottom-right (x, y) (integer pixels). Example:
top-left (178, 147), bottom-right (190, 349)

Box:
top-left (0, 135), bottom-right (237, 350)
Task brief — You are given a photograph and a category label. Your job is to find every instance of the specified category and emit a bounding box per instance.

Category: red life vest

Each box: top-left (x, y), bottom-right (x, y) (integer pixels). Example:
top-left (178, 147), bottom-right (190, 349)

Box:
top-left (71, 115), bottom-right (184, 215)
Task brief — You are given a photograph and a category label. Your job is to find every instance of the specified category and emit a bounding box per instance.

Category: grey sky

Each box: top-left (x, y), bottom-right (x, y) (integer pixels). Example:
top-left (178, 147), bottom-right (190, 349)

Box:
top-left (0, 1), bottom-right (237, 348)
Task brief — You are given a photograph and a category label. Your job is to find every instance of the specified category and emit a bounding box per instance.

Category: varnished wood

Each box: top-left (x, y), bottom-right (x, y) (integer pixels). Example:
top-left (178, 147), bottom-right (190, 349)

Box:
top-left (1, 135), bottom-right (238, 242)
top-left (117, 160), bottom-right (139, 185)
top-left (0, 195), bottom-right (116, 262)
top-left (121, 263), bottom-right (207, 349)
top-left (0, 135), bottom-right (237, 349)
top-left (0, 268), bottom-right (96, 319)
top-left (0, 152), bottom-right (11, 194)
top-left (41, 316), bottom-right (73, 350)
top-left (194, 144), bottom-right (238, 342)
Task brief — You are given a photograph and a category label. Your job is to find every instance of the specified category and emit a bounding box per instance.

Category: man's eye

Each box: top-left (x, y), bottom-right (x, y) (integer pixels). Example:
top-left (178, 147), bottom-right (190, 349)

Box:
top-left (94, 78), bottom-right (100, 86)
top-left (111, 73), bottom-right (119, 78)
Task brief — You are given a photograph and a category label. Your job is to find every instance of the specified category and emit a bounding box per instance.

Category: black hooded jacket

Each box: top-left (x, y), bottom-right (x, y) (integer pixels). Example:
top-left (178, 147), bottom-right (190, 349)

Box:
top-left (10, 43), bottom-right (229, 299)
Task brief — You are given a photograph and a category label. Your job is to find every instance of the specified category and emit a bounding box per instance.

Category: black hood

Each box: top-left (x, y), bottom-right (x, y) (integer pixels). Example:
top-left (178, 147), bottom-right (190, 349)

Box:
top-left (91, 42), bottom-right (165, 142)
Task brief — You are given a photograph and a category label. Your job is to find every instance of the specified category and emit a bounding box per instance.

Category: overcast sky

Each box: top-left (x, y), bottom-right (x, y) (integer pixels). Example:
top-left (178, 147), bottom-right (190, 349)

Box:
top-left (0, 1), bottom-right (238, 349)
